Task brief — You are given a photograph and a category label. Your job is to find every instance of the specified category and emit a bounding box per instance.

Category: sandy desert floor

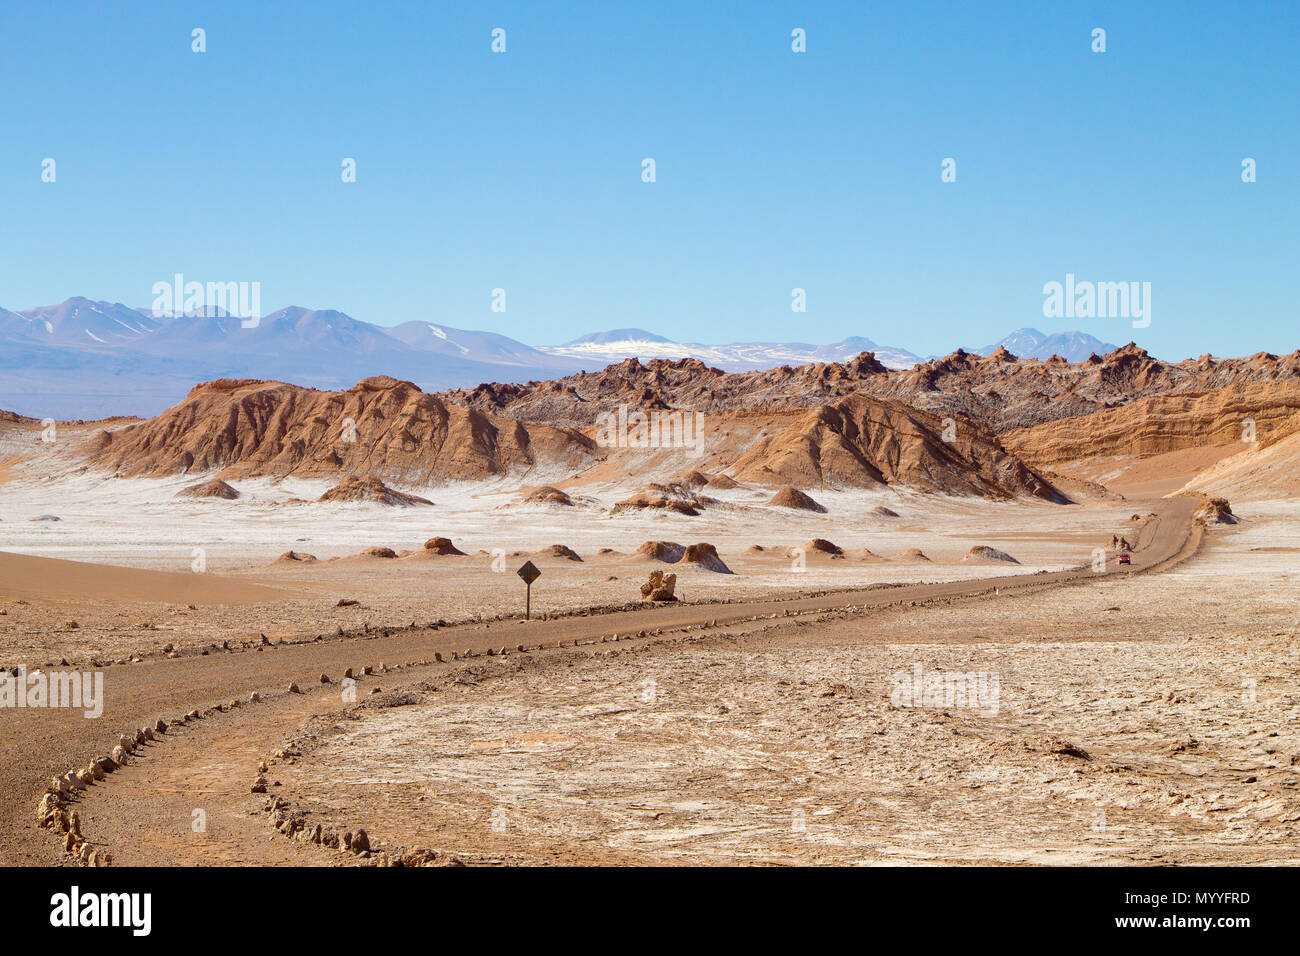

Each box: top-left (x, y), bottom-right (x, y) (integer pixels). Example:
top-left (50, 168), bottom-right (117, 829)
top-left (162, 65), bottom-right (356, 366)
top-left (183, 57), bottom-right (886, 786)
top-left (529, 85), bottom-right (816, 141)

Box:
top-left (0, 434), bottom-right (1144, 666)
top-left (3, 429), bottom-right (1296, 867)
top-left (42, 507), bottom-right (1299, 866)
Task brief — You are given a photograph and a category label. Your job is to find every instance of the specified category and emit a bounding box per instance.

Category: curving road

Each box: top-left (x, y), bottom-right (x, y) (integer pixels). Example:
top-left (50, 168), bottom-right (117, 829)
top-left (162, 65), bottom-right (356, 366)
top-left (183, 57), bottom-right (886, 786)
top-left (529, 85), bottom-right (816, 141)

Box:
top-left (0, 495), bottom-right (1203, 864)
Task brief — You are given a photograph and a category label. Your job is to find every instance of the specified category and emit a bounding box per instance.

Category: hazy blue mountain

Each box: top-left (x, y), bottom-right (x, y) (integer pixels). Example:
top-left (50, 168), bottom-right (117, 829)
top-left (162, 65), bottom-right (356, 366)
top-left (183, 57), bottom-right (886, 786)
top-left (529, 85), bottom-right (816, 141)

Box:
top-left (976, 328), bottom-right (1118, 362)
top-left (564, 328), bottom-right (673, 345)
top-left (539, 331), bottom-right (921, 371)
top-left (14, 297), bottom-right (164, 347)
top-left (388, 320), bottom-right (584, 371)
top-left (4, 300), bottom-right (1131, 420)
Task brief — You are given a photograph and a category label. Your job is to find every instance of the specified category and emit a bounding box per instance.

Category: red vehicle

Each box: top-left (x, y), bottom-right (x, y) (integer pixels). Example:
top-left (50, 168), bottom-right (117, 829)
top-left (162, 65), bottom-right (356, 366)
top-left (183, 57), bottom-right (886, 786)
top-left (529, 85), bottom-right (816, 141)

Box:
top-left (1118, 553), bottom-right (1131, 565)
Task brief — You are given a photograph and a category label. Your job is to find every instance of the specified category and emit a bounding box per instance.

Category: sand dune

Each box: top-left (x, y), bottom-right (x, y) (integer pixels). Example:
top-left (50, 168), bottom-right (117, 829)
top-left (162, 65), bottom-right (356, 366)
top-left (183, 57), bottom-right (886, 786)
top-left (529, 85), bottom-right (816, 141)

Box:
top-left (1180, 430), bottom-right (1300, 499)
top-left (0, 551), bottom-right (299, 605)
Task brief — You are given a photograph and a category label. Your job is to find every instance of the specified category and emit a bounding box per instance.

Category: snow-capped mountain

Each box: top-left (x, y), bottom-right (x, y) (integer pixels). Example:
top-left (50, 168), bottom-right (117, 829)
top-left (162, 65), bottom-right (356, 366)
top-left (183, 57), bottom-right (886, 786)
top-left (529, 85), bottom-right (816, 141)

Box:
top-left (0, 299), bottom-right (588, 418)
top-left (0, 297), bottom-right (1131, 419)
top-left (12, 297), bottom-right (164, 347)
top-left (538, 331), bottom-right (922, 372)
top-left (976, 328), bottom-right (1118, 362)
top-left (565, 328), bottom-right (673, 346)
top-left (387, 321), bottom-right (583, 370)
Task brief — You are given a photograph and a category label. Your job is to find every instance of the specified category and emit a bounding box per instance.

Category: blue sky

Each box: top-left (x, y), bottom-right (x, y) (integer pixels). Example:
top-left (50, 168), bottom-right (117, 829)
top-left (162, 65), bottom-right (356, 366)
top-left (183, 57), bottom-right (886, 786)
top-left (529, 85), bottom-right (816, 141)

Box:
top-left (2, 0), bottom-right (1296, 359)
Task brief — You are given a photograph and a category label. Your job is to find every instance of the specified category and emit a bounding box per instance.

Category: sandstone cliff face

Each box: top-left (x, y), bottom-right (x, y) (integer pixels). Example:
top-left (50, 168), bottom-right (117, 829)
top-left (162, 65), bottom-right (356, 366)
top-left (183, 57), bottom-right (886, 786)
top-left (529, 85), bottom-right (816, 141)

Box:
top-left (1002, 381), bottom-right (1300, 470)
top-left (725, 393), bottom-right (1066, 500)
top-left (436, 346), bottom-right (1300, 433)
top-left (86, 376), bottom-right (596, 482)
top-left (68, 345), bottom-right (1300, 503)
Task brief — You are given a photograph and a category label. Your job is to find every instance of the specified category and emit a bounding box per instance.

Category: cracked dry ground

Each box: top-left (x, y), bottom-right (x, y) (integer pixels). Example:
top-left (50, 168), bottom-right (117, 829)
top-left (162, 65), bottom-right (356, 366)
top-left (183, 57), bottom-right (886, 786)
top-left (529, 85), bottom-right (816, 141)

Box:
top-left (72, 524), bottom-right (1300, 866)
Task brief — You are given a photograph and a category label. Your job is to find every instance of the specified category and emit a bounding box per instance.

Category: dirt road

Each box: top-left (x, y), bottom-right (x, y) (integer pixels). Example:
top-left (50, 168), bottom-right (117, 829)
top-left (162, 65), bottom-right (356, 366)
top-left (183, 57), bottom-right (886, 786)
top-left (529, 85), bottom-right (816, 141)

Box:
top-left (0, 496), bottom-right (1202, 864)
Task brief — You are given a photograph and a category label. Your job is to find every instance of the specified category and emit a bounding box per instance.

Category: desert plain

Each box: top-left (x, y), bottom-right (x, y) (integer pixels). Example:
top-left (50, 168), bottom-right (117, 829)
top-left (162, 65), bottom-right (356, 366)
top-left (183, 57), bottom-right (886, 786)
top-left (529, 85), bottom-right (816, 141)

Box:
top-left (2, 344), bottom-right (1299, 866)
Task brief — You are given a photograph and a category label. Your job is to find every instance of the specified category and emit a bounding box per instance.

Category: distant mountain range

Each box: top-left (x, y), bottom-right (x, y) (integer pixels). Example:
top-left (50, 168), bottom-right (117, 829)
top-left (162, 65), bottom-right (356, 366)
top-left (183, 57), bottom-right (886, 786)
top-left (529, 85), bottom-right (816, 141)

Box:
top-left (538, 328), bottom-right (924, 371)
top-left (0, 297), bottom-right (1120, 419)
top-left (974, 328), bottom-right (1118, 363)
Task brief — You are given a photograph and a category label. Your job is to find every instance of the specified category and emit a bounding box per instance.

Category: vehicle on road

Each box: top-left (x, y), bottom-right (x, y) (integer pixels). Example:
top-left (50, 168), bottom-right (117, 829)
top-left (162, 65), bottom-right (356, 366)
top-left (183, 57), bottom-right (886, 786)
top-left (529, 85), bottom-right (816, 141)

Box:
top-left (1118, 553), bottom-right (1131, 565)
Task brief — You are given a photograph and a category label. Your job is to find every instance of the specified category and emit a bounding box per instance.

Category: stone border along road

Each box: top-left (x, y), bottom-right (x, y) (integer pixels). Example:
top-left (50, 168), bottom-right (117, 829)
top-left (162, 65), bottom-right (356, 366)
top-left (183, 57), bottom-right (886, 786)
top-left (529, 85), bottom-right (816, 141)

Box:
top-left (6, 495), bottom-right (1204, 865)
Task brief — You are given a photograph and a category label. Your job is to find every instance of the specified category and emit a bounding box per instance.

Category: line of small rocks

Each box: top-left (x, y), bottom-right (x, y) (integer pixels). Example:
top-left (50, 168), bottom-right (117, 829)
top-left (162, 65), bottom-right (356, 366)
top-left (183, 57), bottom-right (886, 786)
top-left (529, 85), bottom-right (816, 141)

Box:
top-left (7, 577), bottom-right (896, 673)
top-left (34, 697), bottom-right (267, 866)
top-left (252, 628), bottom-right (762, 866)
top-left (29, 613), bottom-right (790, 867)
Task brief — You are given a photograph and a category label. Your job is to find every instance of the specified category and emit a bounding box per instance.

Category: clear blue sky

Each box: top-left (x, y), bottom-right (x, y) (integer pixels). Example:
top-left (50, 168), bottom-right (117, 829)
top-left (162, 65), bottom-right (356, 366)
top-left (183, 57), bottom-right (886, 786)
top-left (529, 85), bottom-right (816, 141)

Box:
top-left (2, 0), bottom-right (1296, 359)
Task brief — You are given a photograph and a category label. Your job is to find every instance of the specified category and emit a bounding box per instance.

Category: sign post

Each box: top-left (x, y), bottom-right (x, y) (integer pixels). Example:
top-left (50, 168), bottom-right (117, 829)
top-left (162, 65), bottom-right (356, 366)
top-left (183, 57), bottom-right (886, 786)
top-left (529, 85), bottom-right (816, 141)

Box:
top-left (516, 560), bottom-right (541, 620)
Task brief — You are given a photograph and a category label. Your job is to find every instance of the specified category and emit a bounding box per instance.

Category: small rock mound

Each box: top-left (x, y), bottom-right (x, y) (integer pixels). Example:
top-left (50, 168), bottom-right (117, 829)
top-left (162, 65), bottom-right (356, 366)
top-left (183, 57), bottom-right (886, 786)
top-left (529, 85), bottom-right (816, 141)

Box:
top-left (1194, 497), bottom-right (1237, 524)
top-left (275, 550), bottom-right (318, 564)
top-left (635, 541), bottom-right (686, 563)
top-left (639, 570), bottom-right (678, 602)
top-left (613, 491), bottom-right (704, 516)
top-left (893, 548), bottom-right (931, 562)
top-left (318, 475), bottom-right (433, 507)
top-left (768, 486), bottom-right (827, 513)
top-left (963, 545), bottom-right (1020, 564)
top-left (672, 470), bottom-right (712, 488)
top-left (522, 485), bottom-right (573, 506)
top-left (800, 538), bottom-right (843, 556)
top-left (1109, 534), bottom-right (1133, 551)
top-left (870, 506), bottom-right (900, 518)
top-left (176, 478), bottom-right (240, 500)
top-left (541, 544), bottom-right (582, 561)
top-left (422, 537), bottom-right (467, 555)
top-left (358, 546), bottom-right (398, 559)
top-left (677, 543), bottom-right (731, 573)
top-left (705, 473), bottom-right (740, 489)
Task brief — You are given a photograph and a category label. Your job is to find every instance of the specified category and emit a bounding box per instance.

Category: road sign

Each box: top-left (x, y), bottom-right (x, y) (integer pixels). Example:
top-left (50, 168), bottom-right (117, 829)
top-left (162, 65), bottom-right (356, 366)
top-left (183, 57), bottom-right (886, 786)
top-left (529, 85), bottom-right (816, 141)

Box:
top-left (517, 561), bottom-right (541, 618)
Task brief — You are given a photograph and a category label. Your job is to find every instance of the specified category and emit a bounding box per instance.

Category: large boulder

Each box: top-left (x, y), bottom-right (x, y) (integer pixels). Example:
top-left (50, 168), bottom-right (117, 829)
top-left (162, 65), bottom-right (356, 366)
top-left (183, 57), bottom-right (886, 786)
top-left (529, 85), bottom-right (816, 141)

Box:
top-left (639, 571), bottom-right (678, 601)
top-left (635, 541), bottom-right (686, 563)
top-left (423, 537), bottom-right (467, 555)
top-left (1194, 497), bottom-right (1236, 525)
top-left (963, 545), bottom-right (1020, 564)
top-left (677, 543), bottom-right (731, 573)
